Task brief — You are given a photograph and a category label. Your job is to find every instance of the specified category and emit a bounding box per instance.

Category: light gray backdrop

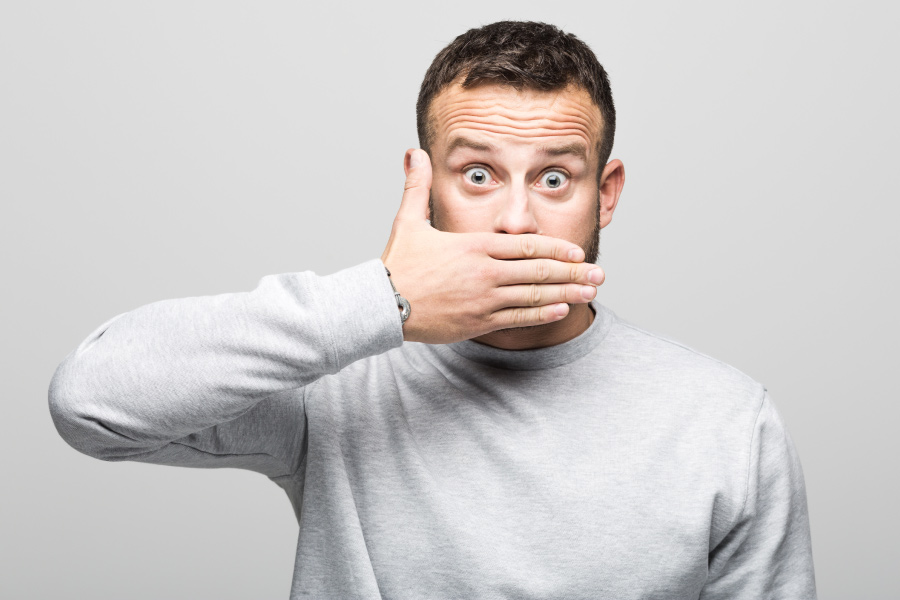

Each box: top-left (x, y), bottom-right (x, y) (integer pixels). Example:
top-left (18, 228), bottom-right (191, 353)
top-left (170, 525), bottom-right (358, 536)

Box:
top-left (2, 1), bottom-right (896, 598)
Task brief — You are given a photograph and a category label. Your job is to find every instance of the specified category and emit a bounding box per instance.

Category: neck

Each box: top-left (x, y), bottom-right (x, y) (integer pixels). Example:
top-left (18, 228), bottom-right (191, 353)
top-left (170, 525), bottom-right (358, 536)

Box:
top-left (471, 303), bottom-right (595, 350)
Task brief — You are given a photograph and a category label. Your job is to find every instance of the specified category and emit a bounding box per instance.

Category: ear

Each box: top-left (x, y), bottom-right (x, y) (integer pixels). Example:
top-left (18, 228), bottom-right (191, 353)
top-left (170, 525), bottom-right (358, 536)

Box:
top-left (598, 159), bottom-right (625, 229)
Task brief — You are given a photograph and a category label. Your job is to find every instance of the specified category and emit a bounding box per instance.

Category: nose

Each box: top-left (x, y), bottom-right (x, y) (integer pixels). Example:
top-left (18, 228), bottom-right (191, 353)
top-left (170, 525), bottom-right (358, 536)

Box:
top-left (493, 184), bottom-right (539, 235)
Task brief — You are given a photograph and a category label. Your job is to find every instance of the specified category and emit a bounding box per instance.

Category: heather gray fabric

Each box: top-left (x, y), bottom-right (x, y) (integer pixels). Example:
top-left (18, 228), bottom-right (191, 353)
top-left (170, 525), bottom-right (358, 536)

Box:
top-left (48, 258), bottom-right (817, 599)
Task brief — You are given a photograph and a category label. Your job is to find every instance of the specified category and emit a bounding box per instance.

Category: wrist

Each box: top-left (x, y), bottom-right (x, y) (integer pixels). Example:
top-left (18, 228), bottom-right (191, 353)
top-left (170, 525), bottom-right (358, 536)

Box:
top-left (384, 267), bottom-right (411, 325)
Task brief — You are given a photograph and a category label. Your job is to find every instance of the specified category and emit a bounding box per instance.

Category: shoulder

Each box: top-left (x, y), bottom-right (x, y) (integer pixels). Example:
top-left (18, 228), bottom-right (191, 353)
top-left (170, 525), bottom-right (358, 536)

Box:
top-left (599, 307), bottom-right (766, 415)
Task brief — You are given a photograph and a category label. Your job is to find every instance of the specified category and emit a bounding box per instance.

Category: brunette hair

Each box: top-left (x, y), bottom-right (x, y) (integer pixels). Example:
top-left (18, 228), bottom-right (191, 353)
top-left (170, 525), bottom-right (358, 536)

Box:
top-left (416, 21), bottom-right (616, 170)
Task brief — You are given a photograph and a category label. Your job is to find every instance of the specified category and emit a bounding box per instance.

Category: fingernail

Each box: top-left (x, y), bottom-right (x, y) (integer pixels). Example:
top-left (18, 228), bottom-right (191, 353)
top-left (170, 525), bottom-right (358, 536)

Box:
top-left (409, 149), bottom-right (423, 168)
top-left (555, 303), bottom-right (569, 317)
top-left (581, 286), bottom-right (596, 300)
top-left (588, 268), bottom-right (604, 284)
top-left (568, 248), bottom-right (584, 262)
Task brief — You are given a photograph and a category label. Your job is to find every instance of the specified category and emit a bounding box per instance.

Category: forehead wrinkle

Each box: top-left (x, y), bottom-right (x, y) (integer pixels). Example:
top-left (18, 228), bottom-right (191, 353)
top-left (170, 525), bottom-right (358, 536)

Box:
top-left (431, 83), bottom-right (601, 119)
top-left (440, 106), bottom-right (597, 140)
top-left (434, 101), bottom-right (599, 132)
top-left (442, 120), bottom-right (595, 153)
top-left (431, 96), bottom-right (603, 154)
top-left (445, 124), bottom-right (592, 144)
top-left (437, 94), bottom-right (597, 114)
top-left (443, 114), bottom-right (594, 134)
top-left (440, 112), bottom-right (597, 140)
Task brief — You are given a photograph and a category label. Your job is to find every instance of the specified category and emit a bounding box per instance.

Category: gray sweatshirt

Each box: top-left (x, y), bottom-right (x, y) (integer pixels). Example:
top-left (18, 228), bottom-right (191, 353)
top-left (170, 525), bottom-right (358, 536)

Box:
top-left (49, 259), bottom-right (817, 599)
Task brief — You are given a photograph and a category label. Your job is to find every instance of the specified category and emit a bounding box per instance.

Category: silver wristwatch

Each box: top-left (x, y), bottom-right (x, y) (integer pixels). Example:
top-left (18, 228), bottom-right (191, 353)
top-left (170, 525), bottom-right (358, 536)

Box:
top-left (385, 267), bottom-right (411, 324)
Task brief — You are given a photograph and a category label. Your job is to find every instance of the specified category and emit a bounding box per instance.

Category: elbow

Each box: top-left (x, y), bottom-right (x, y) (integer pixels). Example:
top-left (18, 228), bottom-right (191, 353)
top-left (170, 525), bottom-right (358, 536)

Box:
top-left (48, 357), bottom-right (134, 462)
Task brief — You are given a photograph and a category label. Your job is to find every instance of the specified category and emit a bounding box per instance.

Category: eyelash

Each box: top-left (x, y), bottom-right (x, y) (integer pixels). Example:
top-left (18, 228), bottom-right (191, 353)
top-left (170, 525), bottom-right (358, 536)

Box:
top-left (462, 165), bottom-right (571, 187)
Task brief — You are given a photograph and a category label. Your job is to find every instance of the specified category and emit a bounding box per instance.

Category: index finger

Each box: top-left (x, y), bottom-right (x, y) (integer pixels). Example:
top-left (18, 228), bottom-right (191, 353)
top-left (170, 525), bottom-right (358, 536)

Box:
top-left (481, 233), bottom-right (585, 262)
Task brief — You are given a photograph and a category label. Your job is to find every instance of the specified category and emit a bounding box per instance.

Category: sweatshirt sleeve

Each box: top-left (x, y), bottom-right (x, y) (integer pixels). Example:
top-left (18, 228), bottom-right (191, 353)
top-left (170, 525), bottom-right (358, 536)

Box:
top-left (48, 259), bottom-right (404, 479)
top-left (700, 391), bottom-right (818, 599)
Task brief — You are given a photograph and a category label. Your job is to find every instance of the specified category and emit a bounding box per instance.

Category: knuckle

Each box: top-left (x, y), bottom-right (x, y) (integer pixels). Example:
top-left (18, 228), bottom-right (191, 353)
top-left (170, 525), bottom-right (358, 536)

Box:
top-left (535, 260), bottom-right (550, 282)
top-left (477, 262), bottom-right (499, 284)
top-left (473, 233), bottom-right (490, 253)
top-left (471, 301), bottom-right (490, 325)
top-left (512, 307), bottom-right (529, 326)
top-left (481, 311), bottom-right (497, 333)
top-left (519, 236), bottom-right (537, 259)
top-left (570, 263), bottom-right (581, 282)
top-left (551, 241), bottom-right (565, 261)
top-left (529, 284), bottom-right (542, 306)
top-left (481, 287), bottom-right (500, 312)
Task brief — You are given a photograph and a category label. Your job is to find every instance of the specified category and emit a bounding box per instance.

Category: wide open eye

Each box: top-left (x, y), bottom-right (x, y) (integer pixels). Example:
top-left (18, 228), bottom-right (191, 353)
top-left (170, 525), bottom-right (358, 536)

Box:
top-left (540, 171), bottom-right (568, 189)
top-left (465, 167), bottom-right (490, 185)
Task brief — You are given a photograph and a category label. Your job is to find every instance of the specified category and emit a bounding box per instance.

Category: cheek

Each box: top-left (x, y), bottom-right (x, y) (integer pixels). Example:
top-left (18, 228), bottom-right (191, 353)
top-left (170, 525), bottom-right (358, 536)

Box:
top-left (534, 191), bottom-right (599, 239)
top-left (430, 178), bottom-right (493, 232)
top-left (541, 188), bottom-right (598, 220)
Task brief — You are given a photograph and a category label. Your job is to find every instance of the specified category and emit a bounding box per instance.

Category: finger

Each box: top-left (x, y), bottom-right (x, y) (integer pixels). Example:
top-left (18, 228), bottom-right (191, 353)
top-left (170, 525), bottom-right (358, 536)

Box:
top-left (495, 283), bottom-right (597, 308)
top-left (482, 233), bottom-right (585, 263)
top-left (396, 148), bottom-right (433, 222)
top-left (491, 303), bottom-right (570, 329)
top-left (494, 259), bottom-right (605, 286)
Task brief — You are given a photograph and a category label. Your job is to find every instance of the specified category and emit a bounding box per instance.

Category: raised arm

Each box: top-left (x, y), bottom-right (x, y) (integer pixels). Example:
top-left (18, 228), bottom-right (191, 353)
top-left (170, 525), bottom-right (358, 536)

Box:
top-left (48, 259), bottom-right (403, 476)
top-left (49, 148), bottom-right (604, 477)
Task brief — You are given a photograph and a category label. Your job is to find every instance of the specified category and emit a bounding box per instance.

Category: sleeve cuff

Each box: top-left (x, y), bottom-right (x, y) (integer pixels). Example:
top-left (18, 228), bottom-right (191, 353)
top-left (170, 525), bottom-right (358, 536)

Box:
top-left (314, 258), bottom-right (405, 370)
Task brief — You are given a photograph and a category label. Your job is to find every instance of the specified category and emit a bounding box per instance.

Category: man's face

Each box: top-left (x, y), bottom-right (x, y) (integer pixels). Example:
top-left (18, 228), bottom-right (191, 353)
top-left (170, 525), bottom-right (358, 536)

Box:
top-left (426, 81), bottom-right (616, 264)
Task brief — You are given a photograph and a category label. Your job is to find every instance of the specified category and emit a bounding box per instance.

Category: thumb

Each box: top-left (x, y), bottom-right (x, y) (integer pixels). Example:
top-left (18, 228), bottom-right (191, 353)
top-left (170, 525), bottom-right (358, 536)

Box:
top-left (397, 148), bottom-right (433, 221)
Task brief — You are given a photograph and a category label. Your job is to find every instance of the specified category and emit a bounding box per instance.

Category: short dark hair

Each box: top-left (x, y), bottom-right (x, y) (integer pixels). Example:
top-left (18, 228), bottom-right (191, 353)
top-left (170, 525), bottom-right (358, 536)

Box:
top-left (416, 21), bottom-right (616, 172)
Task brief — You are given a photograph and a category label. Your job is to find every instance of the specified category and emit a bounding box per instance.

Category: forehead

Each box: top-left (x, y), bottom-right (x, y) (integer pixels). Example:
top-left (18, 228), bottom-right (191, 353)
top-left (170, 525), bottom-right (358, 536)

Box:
top-left (429, 81), bottom-right (604, 159)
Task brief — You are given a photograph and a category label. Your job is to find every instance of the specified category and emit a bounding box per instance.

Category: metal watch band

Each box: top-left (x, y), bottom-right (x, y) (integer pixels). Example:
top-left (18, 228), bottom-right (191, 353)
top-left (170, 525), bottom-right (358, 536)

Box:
top-left (384, 267), bottom-right (411, 324)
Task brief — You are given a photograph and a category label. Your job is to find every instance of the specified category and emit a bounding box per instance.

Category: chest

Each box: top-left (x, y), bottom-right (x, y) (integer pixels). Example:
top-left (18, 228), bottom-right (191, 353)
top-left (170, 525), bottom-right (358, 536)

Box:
top-left (299, 373), bottom-right (729, 598)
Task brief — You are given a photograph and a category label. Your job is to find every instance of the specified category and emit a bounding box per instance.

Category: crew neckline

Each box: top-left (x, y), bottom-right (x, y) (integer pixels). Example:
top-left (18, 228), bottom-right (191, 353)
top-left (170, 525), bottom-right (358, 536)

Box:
top-left (438, 301), bottom-right (615, 371)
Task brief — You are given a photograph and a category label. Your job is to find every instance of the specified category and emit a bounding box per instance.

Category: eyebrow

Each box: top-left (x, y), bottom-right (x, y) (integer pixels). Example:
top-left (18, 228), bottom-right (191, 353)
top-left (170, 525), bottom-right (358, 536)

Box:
top-left (537, 142), bottom-right (588, 162)
top-left (446, 136), bottom-right (498, 155)
top-left (445, 136), bottom-right (588, 163)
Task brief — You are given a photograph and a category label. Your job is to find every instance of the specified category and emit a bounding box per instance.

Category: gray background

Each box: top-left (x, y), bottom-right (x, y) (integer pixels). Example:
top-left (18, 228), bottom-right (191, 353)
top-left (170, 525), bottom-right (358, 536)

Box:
top-left (2, 1), bottom-right (896, 598)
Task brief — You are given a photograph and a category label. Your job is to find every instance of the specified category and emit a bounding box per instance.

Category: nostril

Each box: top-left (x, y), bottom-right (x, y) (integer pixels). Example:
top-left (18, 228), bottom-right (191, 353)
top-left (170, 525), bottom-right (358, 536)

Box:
top-left (494, 216), bottom-right (540, 236)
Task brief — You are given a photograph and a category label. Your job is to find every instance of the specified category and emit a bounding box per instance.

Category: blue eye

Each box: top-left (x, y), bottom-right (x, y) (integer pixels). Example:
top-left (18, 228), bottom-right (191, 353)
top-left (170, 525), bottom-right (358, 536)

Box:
top-left (541, 171), bottom-right (567, 189)
top-left (465, 167), bottom-right (490, 185)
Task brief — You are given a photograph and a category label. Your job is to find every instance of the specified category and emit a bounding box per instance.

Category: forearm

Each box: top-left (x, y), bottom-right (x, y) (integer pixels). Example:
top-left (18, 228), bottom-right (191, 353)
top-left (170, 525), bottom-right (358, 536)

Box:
top-left (48, 259), bottom-right (403, 461)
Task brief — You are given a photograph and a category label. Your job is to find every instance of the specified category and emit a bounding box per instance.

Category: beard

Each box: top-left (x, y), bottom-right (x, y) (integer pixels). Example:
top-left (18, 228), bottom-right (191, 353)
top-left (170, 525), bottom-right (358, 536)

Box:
top-left (429, 193), bottom-right (601, 334)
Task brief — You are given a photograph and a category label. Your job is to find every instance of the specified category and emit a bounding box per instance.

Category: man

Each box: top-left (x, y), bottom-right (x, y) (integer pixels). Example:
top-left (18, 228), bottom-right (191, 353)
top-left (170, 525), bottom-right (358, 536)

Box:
top-left (49, 21), bottom-right (817, 599)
